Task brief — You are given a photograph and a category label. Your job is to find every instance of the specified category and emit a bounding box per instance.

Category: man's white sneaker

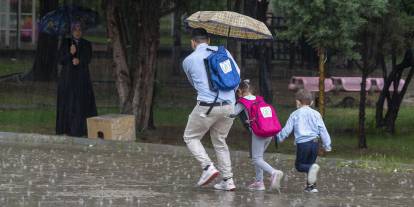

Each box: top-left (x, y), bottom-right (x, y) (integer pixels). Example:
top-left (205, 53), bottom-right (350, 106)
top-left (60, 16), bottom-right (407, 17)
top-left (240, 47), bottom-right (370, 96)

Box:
top-left (214, 178), bottom-right (236, 191)
top-left (269, 170), bottom-right (283, 190)
top-left (197, 165), bottom-right (220, 186)
top-left (247, 181), bottom-right (265, 191)
top-left (307, 164), bottom-right (320, 185)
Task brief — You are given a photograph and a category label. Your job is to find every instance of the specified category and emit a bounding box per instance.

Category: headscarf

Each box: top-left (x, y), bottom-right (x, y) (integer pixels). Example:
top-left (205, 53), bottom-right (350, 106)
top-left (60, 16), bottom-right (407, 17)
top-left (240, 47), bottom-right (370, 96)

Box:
top-left (71, 22), bottom-right (82, 42)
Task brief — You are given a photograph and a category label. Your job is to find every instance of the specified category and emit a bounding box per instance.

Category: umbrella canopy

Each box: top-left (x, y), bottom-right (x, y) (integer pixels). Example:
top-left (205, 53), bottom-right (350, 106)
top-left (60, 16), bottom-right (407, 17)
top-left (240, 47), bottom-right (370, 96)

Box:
top-left (185, 11), bottom-right (273, 40)
top-left (39, 5), bottom-right (99, 36)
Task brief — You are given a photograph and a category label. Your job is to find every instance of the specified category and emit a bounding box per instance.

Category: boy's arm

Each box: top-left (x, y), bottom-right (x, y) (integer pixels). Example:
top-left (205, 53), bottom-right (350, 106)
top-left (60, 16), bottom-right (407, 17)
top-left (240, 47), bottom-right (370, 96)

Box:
top-left (276, 114), bottom-right (294, 142)
top-left (317, 114), bottom-right (332, 151)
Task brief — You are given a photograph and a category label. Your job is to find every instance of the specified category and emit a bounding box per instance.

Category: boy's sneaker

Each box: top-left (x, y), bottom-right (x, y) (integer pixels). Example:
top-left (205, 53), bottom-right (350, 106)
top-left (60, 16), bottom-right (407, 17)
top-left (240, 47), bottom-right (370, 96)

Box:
top-left (214, 178), bottom-right (236, 191)
top-left (197, 165), bottom-right (220, 186)
top-left (247, 181), bottom-right (265, 191)
top-left (304, 184), bottom-right (319, 193)
top-left (269, 170), bottom-right (284, 190)
top-left (307, 164), bottom-right (320, 185)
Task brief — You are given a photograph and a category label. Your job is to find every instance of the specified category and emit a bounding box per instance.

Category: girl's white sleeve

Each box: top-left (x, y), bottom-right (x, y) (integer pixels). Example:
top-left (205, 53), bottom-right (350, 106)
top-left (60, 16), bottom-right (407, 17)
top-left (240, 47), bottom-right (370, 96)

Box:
top-left (229, 103), bottom-right (245, 118)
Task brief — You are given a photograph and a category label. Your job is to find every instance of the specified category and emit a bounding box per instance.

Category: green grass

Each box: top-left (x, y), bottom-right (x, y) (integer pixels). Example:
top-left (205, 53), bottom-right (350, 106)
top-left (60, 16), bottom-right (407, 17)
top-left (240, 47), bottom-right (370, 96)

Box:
top-left (1, 105), bottom-right (414, 166)
top-left (149, 105), bottom-right (414, 164)
top-left (83, 35), bottom-right (109, 44)
top-left (0, 107), bottom-right (118, 134)
top-left (0, 58), bottom-right (32, 76)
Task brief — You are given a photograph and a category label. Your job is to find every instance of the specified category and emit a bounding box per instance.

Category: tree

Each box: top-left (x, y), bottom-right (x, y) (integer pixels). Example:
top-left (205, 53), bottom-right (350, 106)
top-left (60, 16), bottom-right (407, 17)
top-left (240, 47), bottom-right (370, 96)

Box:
top-left (171, 0), bottom-right (187, 76)
top-left (376, 0), bottom-right (414, 133)
top-left (352, 1), bottom-right (388, 149)
top-left (29, 0), bottom-right (59, 81)
top-left (277, 0), bottom-right (389, 148)
top-left (105, 0), bottom-right (174, 131)
top-left (275, 0), bottom-right (366, 117)
top-left (377, 49), bottom-right (413, 133)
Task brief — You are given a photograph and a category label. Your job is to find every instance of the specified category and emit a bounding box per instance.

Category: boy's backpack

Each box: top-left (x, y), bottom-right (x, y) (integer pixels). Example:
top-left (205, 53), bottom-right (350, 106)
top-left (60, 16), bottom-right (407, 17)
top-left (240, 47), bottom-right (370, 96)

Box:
top-left (238, 96), bottom-right (282, 137)
top-left (201, 46), bottom-right (240, 116)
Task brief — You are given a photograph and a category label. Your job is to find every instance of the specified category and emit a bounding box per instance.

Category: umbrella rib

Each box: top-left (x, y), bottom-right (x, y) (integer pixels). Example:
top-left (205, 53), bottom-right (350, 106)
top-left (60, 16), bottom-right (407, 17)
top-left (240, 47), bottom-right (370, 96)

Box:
top-left (186, 19), bottom-right (272, 39)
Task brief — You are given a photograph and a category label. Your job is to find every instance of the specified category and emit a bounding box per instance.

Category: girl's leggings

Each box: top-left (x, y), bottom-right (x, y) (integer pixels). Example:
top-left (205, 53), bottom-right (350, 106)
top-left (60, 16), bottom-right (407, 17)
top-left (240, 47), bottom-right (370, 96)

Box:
top-left (251, 134), bottom-right (277, 182)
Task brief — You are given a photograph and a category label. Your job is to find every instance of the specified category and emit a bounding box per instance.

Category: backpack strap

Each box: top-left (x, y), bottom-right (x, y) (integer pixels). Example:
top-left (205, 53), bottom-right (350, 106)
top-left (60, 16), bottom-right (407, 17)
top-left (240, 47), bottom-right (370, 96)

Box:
top-left (203, 58), bottom-right (214, 90)
top-left (202, 46), bottom-right (221, 117)
top-left (204, 91), bottom-right (219, 116)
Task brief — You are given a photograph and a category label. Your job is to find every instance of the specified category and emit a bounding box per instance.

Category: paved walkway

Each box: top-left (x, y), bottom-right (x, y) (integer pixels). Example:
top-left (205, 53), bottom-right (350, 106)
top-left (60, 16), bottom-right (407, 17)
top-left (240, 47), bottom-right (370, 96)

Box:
top-left (0, 132), bottom-right (412, 207)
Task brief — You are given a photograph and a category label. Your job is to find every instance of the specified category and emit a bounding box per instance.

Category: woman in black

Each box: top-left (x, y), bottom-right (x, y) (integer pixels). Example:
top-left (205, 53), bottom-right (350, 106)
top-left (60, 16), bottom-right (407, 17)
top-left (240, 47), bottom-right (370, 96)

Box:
top-left (56, 22), bottom-right (97, 137)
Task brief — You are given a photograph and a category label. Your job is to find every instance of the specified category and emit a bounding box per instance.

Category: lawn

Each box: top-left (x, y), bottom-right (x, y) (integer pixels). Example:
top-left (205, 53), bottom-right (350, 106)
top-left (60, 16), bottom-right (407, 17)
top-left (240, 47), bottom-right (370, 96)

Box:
top-left (151, 105), bottom-right (414, 163)
top-left (0, 58), bottom-right (32, 77)
top-left (1, 101), bottom-right (413, 166)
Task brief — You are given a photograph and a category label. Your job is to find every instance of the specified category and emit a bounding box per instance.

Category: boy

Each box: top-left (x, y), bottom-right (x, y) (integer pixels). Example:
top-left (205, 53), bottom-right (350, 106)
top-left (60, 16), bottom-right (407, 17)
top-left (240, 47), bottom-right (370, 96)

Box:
top-left (276, 89), bottom-right (332, 193)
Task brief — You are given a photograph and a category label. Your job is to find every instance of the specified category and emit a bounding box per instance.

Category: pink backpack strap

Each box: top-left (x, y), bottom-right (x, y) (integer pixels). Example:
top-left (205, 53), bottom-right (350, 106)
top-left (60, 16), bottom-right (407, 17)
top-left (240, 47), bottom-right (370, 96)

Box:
top-left (238, 97), bottom-right (251, 108)
top-left (238, 96), bottom-right (264, 107)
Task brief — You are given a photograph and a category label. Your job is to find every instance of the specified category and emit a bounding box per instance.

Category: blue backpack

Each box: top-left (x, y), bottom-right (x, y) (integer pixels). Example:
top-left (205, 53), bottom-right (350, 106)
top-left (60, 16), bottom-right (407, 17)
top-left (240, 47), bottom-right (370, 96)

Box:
top-left (204, 46), bottom-right (240, 91)
top-left (201, 46), bottom-right (240, 116)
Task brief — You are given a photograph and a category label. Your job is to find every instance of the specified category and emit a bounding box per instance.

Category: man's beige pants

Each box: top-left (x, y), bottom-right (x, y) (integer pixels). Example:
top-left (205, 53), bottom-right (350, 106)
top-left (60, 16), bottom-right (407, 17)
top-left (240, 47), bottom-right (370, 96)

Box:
top-left (183, 103), bottom-right (235, 179)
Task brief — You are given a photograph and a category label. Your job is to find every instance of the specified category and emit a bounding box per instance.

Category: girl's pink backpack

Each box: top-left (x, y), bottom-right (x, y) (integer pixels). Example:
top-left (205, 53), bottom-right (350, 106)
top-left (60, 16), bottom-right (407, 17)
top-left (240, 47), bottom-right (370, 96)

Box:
top-left (238, 96), bottom-right (282, 137)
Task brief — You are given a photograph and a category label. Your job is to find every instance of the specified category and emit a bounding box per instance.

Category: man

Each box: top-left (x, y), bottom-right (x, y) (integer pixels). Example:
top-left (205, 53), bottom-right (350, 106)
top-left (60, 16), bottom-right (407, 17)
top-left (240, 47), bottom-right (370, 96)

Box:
top-left (182, 28), bottom-right (240, 191)
top-left (56, 22), bottom-right (97, 137)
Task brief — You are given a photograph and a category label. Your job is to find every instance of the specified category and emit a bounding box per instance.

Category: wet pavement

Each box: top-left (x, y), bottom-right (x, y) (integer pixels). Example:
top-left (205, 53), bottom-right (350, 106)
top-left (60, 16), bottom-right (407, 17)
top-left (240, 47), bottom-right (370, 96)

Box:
top-left (0, 132), bottom-right (413, 207)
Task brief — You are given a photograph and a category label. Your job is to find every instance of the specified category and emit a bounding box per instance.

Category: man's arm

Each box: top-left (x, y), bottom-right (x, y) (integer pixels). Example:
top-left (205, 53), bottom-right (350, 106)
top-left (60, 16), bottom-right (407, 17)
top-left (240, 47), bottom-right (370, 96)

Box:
top-left (182, 57), bottom-right (194, 86)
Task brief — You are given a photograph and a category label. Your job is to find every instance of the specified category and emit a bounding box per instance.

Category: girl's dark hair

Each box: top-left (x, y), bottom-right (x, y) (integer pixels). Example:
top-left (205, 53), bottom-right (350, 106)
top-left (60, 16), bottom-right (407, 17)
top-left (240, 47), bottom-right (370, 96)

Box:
top-left (238, 79), bottom-right (254, 94)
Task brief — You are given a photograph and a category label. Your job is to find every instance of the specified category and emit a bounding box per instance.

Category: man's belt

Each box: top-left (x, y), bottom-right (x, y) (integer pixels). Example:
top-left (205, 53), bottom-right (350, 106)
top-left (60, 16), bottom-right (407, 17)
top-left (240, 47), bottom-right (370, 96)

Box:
top-left (199, 102), bottom-right (230, 107)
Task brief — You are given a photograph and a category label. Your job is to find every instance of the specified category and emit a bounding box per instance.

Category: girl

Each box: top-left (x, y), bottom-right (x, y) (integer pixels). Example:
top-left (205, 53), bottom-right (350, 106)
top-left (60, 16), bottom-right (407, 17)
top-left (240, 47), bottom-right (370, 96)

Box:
top-left (230, 80), bottom-right (283, 191)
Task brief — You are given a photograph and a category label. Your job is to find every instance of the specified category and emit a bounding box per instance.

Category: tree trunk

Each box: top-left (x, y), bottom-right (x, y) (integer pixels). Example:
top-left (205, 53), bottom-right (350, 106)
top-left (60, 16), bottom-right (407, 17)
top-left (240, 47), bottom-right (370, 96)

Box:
top-left (106, 0), bottom-right (132, 112)
top-left (259, 45), bottom-right (273, 103)
top-left (171, 5), bottom-right (182, 76)
top-left (318, 47), bottom-right (326, 117)
top-left (106, 0), bottom-right (161, 131)
top-left (29, 0), bottom-right (59, 81)
top-left (376, 49), bottom-right (413, 133)
top-left (375, 53), bottom-right (389, 128)
top-left (256, 0), bottom-right (273, 103)
top-left (384, 65), bottom-right (414, 133)
top-left (227, 0), bottom-right (243, 68)
top-left (288, 42), bottom-right (296, 69)
top-left (358, 71), bottom-right (368, 149)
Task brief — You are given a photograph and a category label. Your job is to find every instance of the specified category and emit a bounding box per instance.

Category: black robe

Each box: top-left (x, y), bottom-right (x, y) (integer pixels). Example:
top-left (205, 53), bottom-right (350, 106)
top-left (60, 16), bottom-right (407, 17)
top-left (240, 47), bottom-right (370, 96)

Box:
top-left (56, 38), bottom-right (97, 137)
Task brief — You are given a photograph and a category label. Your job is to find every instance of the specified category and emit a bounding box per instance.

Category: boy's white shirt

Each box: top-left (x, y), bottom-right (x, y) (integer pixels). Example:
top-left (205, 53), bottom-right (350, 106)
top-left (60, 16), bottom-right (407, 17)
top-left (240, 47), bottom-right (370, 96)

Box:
top-left (276, 105), bottom-right (332, 151)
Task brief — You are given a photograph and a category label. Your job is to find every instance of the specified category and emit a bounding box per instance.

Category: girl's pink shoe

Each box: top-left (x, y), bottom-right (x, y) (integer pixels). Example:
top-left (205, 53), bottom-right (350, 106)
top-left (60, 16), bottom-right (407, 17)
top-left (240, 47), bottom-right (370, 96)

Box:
top-left (247, 181), bottom-right (265, 191)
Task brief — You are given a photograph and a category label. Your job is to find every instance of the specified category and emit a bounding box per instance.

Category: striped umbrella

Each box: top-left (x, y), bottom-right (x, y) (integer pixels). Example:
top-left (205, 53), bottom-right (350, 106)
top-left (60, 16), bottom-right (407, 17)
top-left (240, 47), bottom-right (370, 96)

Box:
top-left (185, 11), bottom-right (273, 40)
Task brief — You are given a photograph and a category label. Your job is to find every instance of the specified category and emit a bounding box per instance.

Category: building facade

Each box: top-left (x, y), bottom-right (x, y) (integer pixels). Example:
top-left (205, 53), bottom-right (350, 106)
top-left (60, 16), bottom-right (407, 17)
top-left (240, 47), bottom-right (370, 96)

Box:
top-left (0, 0), bottom-right (36, 49)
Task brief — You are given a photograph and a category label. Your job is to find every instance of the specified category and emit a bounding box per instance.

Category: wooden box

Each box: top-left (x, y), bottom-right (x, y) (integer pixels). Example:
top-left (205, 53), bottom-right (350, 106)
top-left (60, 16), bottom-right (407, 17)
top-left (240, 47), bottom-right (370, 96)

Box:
top-left (87, 114), bottom-right (135, 141)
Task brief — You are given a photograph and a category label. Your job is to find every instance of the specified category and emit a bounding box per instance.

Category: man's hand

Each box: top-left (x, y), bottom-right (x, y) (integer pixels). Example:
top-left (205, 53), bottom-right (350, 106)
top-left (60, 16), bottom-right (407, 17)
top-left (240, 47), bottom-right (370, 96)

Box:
top-left (70, 44), bottom-right (77, 55)
top-left (72, 58), bottom-right (80, 66)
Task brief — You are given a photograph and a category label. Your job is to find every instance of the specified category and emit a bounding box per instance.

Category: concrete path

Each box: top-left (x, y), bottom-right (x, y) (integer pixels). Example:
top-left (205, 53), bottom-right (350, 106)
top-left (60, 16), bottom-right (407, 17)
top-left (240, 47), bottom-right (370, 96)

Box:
top-left (0, 132), bottom-right (413, 207)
